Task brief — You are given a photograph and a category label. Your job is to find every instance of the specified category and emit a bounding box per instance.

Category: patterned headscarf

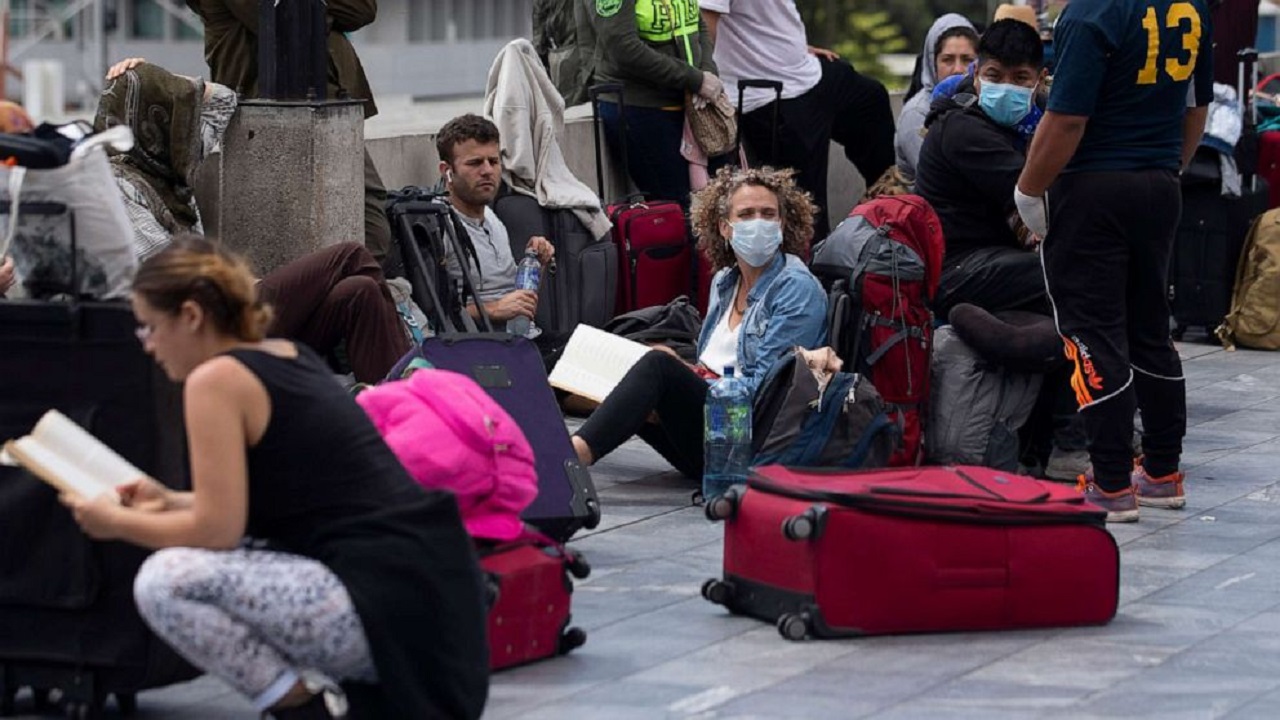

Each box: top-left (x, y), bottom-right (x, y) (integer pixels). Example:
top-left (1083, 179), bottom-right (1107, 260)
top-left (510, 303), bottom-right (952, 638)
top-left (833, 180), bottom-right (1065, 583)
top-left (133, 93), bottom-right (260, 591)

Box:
top-left (92, 63), bottom-right (204, 234)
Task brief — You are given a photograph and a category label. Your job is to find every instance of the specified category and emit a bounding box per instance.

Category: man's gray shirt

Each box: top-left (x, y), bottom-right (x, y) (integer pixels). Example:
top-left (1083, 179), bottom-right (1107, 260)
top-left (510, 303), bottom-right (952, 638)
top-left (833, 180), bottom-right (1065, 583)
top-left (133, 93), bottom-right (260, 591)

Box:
top-left (446, 205), bottom-right (540, 336)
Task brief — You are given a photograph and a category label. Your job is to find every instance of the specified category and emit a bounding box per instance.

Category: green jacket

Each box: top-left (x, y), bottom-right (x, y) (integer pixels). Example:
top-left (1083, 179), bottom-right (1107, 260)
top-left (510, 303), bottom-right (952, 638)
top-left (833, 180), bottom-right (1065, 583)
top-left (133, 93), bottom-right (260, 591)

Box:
top-left (186, 0), bottom-right (378, 118)
top-left (581, 0), bottom-right (716, 108)
top-left (534, 0), bottom-right (594, 106)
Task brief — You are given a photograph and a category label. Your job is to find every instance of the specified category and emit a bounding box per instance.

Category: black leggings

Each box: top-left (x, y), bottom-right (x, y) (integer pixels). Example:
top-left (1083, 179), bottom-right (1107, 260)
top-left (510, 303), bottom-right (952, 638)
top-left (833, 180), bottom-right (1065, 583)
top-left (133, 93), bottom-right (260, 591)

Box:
top-left (574, 351), bottom-right (708, 479)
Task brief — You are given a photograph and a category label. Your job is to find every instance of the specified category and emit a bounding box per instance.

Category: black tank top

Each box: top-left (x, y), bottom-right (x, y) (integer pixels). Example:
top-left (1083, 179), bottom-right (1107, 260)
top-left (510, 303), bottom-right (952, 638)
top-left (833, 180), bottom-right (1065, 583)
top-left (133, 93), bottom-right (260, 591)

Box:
top-left (222, 345), bottom-right (489, 718)
top-left (223, 345), bottom-right (421, 549)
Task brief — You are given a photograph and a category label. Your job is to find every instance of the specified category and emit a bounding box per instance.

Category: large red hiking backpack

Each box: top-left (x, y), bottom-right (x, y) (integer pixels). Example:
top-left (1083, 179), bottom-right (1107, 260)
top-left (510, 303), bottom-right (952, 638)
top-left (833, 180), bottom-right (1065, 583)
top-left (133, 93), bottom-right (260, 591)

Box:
top-left (809, 195), bottom-right (945, 466)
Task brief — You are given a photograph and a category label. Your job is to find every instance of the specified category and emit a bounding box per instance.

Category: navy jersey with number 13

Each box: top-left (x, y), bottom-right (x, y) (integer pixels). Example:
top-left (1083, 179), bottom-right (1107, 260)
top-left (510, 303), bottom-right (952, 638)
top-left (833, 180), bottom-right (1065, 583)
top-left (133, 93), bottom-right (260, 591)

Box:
top-left (1047, 0), bottom-right (1214, 173)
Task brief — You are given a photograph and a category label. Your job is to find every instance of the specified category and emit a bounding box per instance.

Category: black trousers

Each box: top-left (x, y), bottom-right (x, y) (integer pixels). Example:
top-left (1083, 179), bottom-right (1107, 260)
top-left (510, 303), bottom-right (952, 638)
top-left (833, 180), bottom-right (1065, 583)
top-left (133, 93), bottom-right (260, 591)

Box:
top-left (740, 58), bottom-right (895, 240)
top-left (574, 351), bottom-right (708, 479)
top-left (259, 243), bottom-right (410, 384)
top-left (935, 246), bottom-right (1051, 320)
top-left (1042, 169), bottom-right (1187, 491)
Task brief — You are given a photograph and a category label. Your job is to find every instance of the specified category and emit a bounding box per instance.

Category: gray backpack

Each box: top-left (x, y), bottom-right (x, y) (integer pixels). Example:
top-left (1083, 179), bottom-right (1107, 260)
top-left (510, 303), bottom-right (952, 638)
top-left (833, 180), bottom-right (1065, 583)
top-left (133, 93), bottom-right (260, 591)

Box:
top-left (926, 326), bottom-right (1042, 471)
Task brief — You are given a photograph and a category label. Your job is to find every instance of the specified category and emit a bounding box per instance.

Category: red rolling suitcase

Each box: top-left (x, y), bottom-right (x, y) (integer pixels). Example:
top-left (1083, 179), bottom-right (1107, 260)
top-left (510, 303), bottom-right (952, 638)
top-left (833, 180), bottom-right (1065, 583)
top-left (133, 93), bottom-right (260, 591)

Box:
top-left (1257, 131), bottom-right (1280, 209)
top-left (703, 465), bottom-right (1119, 640)
top-left (480, 535), bottom-right (590, 671)
top-left (589, 84), bottom-right (694, 315)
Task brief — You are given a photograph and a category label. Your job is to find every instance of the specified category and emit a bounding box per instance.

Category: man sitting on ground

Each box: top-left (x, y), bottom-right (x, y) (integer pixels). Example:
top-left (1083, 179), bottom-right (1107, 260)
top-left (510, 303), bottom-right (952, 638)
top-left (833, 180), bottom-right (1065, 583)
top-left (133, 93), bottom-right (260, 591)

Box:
top-left (436, 114), bottom-right (562, 365)
top-left (915, 19), bottom-right (1088, 481)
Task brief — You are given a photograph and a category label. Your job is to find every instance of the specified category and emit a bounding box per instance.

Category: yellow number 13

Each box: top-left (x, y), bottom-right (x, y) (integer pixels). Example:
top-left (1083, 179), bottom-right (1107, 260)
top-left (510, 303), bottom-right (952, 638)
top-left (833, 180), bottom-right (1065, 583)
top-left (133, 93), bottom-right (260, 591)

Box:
top-left (1138, 1), bottom-right (1201, 84)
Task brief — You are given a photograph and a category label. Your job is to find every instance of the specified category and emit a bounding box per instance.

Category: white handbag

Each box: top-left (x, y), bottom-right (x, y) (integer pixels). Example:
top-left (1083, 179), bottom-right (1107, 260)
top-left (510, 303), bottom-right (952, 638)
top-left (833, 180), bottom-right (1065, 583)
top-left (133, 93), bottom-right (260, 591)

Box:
top-left (1, 124), bottom-right (137, 300)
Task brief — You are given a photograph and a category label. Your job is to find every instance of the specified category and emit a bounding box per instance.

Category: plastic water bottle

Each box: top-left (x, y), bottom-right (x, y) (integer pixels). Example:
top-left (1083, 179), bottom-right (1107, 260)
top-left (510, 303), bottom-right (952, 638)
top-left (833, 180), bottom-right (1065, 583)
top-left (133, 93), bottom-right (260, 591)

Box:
top-left (704, 367), bottom-right (753, 501)
top-left (507, 250), bottom-right (540, 336)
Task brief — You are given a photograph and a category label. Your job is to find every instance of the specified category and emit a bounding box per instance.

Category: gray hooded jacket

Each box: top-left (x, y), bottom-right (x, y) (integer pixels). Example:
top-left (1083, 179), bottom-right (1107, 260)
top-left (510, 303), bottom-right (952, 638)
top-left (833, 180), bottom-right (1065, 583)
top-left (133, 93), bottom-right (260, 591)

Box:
top-left (894, 13), bottom-right (977, 182)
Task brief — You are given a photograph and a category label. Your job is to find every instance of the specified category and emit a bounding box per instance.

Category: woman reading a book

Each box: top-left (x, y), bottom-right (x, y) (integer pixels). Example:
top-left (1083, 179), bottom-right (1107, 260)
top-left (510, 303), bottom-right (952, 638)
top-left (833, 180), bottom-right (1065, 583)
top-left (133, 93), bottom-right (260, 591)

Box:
top-left (57, 238), bottom-right (488, 720)
top-left (570, 166), bottom-right (830, 477)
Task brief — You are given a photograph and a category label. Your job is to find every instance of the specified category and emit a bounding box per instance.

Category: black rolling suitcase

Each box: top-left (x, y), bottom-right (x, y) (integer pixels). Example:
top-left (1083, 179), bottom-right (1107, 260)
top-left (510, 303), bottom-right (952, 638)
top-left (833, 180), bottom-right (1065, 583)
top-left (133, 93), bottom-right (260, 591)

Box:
top-left (493, 184), bottom-right (618, 334)
top-left (1171, 162), bottom-right (1269, 338)
top-left (386, 205), bottom-right (602, 542)
top-left (0, 297), bottom-right (197, 719)
top-left (1170, 50), bottom-right (1270, 339)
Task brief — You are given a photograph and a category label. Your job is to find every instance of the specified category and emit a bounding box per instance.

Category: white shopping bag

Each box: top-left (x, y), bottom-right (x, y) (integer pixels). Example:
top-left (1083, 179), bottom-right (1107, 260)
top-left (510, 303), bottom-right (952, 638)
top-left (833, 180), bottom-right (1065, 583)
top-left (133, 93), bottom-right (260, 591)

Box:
top-left (1, 125), bottom-right (138, 300)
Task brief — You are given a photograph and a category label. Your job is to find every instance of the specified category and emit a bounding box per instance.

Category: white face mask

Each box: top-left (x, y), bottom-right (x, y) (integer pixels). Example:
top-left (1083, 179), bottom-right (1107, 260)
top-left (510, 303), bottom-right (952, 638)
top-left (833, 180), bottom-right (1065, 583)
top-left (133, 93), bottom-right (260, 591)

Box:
top-left (729, 218), bottom-right (783, 267)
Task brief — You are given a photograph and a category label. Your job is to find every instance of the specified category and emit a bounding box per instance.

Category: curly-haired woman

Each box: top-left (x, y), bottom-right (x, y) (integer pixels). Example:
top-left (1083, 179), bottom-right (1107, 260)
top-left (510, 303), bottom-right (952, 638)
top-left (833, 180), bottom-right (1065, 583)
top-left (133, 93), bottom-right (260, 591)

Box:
top-left (570, 166), bottom-right (829, 477)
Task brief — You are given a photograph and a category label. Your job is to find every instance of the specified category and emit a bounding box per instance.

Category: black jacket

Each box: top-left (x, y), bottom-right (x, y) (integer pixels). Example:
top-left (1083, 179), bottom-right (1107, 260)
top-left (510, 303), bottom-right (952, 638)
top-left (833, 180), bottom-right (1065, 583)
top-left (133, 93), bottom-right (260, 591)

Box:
top-left (915, 83), bottom-right (1028, 263)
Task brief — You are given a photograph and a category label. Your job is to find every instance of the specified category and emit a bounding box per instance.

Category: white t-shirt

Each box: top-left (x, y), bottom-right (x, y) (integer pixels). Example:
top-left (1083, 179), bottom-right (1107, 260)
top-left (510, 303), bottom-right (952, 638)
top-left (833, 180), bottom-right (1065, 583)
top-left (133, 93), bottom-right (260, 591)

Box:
top-left (699, 293), bottom-right (742, 375)
top-left (701, 0), bottom-right (822, 114)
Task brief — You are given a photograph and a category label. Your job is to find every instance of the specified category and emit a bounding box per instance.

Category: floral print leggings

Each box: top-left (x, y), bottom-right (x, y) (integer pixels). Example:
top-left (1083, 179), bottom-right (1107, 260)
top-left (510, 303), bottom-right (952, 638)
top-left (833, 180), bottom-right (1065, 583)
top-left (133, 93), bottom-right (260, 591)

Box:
top-left (133, 547), bottom-right (378, 711)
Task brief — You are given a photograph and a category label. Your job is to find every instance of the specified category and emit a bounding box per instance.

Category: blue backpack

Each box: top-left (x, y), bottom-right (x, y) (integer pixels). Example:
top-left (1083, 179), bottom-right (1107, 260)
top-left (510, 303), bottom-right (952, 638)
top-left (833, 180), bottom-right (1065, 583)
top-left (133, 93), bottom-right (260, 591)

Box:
top-left (751, 349), bottom-right (897, 469)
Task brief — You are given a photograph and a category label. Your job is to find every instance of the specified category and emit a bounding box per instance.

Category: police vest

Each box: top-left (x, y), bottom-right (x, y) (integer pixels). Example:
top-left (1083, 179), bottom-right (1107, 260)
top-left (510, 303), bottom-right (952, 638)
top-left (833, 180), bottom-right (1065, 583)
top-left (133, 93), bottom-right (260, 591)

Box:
top-left (633, 0), bottom-right (700, 44)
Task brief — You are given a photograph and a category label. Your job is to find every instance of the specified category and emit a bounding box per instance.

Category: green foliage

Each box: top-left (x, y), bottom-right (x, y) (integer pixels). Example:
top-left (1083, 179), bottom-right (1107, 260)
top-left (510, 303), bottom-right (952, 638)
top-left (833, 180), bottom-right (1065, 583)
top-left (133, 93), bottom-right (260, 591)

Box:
top-left (829, 11), bottom-right (910, 87)
top-left (796, 0), bottom-right (992, 88)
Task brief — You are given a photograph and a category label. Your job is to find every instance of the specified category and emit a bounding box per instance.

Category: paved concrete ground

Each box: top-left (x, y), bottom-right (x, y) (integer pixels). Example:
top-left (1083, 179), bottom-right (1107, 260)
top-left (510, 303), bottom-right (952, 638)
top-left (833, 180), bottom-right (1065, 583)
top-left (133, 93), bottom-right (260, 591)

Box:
top-left (9, 339), bottom-right (1280, 719)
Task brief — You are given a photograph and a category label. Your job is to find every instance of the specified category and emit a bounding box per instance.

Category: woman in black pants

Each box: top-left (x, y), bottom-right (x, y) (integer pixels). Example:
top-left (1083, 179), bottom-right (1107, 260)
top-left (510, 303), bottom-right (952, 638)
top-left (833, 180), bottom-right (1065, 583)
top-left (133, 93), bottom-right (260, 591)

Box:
top-left (571, 167), bottom-right (830, 478)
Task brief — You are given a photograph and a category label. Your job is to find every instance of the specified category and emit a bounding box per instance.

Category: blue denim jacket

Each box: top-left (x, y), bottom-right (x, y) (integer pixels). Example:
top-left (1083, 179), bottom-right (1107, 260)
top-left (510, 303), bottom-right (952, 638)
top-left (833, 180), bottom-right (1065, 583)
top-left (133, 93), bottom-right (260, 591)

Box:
top-left (698, 253), bottom-right (829, 397)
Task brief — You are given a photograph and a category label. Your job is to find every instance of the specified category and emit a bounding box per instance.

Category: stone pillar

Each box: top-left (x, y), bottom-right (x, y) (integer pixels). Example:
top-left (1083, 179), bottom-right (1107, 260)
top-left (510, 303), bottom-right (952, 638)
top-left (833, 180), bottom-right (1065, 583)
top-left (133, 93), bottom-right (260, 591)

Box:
top-left (217, 99), bottom-right (365, 274)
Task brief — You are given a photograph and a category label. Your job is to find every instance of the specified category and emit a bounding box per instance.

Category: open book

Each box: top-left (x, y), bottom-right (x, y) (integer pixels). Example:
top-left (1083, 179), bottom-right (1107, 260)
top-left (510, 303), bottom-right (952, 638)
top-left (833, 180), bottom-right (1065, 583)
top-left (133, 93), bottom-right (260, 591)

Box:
top-left (3, 410), bottom-right (140, 501)
top-left (548, 324), bottom-right (652, 403)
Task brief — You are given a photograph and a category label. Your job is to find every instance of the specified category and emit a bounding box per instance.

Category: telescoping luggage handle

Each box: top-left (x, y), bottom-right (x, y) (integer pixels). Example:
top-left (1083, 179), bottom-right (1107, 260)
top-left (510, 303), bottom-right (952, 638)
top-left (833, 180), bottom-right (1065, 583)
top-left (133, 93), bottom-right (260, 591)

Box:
top-left (734, 79), bottom-right (783, 165)
top-left (1240, 47), bottom-right (1260, 193)
top-left (396, 201), bottom-right (495, 335)
top-left (588, 83), bottom-right (632, 204)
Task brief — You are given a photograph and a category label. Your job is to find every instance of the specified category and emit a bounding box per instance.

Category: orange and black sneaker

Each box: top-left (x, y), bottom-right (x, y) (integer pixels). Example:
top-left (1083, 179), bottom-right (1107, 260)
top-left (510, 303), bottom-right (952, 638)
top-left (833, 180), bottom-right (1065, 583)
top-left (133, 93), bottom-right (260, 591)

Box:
top-left (1132, 464), bottom-right (1186, 509)
top-left (1076, 474), bottom-right (1140, 523)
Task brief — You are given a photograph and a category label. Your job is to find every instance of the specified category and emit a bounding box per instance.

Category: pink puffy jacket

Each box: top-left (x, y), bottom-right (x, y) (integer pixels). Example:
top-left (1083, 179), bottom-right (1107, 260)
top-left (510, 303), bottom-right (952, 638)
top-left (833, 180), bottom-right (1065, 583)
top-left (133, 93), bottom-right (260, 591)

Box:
top-left (356, 369), bottom-right (539, 542)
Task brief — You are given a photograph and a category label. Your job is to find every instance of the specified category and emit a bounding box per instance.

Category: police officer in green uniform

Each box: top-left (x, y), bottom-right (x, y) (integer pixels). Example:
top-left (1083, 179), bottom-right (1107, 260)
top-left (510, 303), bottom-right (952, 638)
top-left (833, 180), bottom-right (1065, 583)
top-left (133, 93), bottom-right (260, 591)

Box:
top-left (582, 0), bottom-right (722, 204)
top-left (1015, 0), bottom-right (1213, 522)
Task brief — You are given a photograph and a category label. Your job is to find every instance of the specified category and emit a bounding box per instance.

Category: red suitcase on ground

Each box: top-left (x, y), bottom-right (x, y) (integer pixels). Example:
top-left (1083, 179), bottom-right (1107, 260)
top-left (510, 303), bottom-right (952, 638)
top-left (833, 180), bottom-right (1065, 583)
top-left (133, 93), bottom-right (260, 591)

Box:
top-left (480, 536), bottom-right (590, 671)
top-left (702, 465), bottom-right (1119, 640)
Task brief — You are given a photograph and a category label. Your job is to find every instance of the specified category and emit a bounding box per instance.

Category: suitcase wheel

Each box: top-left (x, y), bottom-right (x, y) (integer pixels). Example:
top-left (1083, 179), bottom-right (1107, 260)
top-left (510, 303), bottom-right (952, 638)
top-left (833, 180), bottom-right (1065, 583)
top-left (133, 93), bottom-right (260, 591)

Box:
top-left (559, 626), bottom-right (588, 655)
top-left (782, 505), bottom-right (828, 541)
top-left (777, 612), bottom-right (810, 642)
top-left (115, 694), bottom-right (138, 716)
top-left (63, 700), bottom-right (100, 720)
top-left (701, 578), bottom-right (733, 606)
top-left (585, 497), bottom-right (602, 530)
top-left (484, 573), bottom-right (501, 608)
top-left (704, 485), bottom-right (744, 522)
top-left (566, 550), bottom-right (592, 580)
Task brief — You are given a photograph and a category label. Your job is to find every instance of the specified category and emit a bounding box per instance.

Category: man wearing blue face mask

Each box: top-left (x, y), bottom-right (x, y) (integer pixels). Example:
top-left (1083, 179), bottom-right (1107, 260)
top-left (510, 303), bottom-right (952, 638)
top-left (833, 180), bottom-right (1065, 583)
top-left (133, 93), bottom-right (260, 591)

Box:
top-left (917, 19), bottom-right (1049, 320)
top-left (916, 20), bottom-right (1092, 482)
